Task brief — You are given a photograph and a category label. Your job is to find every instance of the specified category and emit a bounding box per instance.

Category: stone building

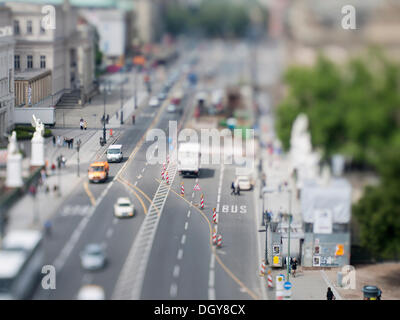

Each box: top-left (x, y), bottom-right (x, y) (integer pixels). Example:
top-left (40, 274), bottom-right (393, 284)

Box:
top-left (5, 0), bottom-right (97, 108)
top-left (0, 7), bottom-right (15, 143)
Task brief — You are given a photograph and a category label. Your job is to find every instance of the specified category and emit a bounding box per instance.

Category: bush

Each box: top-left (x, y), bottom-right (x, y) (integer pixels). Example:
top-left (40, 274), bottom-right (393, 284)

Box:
top-left (14, 126), bottom-right (52, 140)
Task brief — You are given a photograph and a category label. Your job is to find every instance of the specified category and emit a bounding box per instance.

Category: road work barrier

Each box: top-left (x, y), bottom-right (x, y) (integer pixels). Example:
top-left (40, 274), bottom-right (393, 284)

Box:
top-left (200, 193), bottom-right (204, 209)
top-left (181, 182), bottom-right (184, 196)
top-left (217, 234), bottom-right (222, 248)
top-left (213, 212), bottom-right (218, 224)
top-left (259, 261), bottom-right (266, 276)
top-left (166, 171), bottom-right (169, 184)
top-left (268, 271), bottom-right (273, 288)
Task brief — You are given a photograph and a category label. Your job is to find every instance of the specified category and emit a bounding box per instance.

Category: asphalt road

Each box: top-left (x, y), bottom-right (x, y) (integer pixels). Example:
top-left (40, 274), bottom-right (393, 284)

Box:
top-left (33, 40), bottom-right (265, 300)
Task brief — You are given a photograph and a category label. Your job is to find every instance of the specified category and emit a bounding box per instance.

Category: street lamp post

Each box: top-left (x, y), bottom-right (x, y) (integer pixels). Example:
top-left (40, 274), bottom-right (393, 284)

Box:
top-left (286, 189), bottom-right (293, 281)
top-left (120, 79), bottom-right (124, 125)
top-left (102, 80), bottom-right (107, 144)
top-left (76, 139), bottom-right (81, 177)
top-left (134, 65), bottom-right (138, 110)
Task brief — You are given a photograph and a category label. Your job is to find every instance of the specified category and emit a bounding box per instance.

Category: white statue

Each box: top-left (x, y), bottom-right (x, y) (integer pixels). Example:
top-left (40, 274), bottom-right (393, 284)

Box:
top-left (7, 131), bottom-right (19, 155)
top-left (289, 113), bottom-right (321, 184)
top-left (6, 131), bottom-right (23, 188)
top-left (31, 114), bottom-right (45, 140)
top-left (30, 114), bottom-right (45, 166)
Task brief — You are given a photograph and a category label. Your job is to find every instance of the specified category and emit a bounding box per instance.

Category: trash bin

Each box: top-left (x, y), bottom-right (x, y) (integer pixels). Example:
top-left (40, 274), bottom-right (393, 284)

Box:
top-left (337, 272), bottom-right (343, 287)
top-left (362, 285), bottom-right (382, 300)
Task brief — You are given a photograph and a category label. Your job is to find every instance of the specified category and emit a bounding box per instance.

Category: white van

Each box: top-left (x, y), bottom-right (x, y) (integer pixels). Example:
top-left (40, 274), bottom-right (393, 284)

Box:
top-left (107, 144), bottom-right (123, 163)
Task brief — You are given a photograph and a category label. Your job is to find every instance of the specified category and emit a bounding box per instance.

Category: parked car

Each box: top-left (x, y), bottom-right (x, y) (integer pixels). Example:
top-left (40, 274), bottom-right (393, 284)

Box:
top-left (236, 176), bottom-right (254, 191)
top-left (80, 244), bottom-right (106, 271)
top-left (149, 96), bottom-right (160, 107)
top-left (114, 197), bottom-right (135, 218)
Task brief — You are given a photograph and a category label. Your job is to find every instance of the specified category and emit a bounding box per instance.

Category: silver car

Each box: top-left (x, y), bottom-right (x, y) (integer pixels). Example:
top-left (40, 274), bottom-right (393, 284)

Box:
top-left (80, 244), bottom-right (106, 271)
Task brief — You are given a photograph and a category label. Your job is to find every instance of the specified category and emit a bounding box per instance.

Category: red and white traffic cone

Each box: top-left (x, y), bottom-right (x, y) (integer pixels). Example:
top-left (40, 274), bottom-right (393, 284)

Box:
top-left (166, 171), bottom-right (169, 184)
top-left (181, 183), bottom-right (184, 197)
top-left (216, 234), bottom-right (222, 248)
top-left (213, 212), bottom-right (218, 224)
top-left (260, 261), bottom-right (266, 276)
top-left (212, 231), bottom-right (217, 245)
top-left (200, 194), bottom-right (204, 209)
top-left (267, 271), bottom-right (273, 288)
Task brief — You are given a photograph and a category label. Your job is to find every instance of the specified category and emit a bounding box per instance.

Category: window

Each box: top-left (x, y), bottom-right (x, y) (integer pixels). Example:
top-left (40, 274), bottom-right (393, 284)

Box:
top-left (40, 55), bottom-right (46, 69)
top-left (14, 55), bottom-right (20, 70)
top-left (27, 55), bottom-right (33, 69)
top-left (27, 21), bottom-right (33, 34)
top-left (13, 20), bottom-right (20, 35)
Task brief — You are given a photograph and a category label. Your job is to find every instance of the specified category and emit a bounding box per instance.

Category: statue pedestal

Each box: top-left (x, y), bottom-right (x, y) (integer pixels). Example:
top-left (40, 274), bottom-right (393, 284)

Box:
top-left (6, 152), bottom-right (23, 188)
top-left (31, 135), bottom-right (45, 166)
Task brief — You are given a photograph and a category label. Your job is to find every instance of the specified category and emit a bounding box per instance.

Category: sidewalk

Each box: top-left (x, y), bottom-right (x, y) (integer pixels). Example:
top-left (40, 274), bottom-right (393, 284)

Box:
top-left (4, 127), bottom-right (121, 233)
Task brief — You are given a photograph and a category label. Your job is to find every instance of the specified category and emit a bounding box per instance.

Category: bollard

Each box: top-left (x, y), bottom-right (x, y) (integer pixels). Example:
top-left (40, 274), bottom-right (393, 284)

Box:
top-left (200, 193), bottom-right (204, 209)
top-left (212, 232), bottom-right (217, 245)
top-left (166, 171), bottom-right (169, 184)
top-left (161, 170), bottom-right (165, 180)
top-left (213, 212), bottom-right (218, 224)
top-left (259, 261), bottom-right (266, 276)
top-left (181, 183), bottom-right (184, 197)
top-left (268, 272), bottom-right (273, 288)
top-left (216, 235), bottom-right (222, 248)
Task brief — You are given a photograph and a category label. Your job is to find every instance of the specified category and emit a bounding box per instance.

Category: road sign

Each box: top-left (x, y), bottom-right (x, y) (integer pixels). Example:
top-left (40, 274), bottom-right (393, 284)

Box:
top-left (284, 281), bottom-right (292, 290)
top-left (193, 184), bottom-right (201, 191)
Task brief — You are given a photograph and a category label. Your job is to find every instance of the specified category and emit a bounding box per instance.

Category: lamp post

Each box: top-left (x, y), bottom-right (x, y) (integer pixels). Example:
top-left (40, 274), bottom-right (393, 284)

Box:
top-left (134, 65), bottom-right (138, 110)
top-left (261, 187), bottom-right (276, 265)
top-left (76, 139), bottom-right (81, 177)
top-left (120, 78), bottom-right (124, 125)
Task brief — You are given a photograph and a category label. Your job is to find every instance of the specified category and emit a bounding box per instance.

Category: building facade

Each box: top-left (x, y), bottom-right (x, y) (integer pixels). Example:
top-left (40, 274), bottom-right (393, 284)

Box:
top-left (0, 7), bottom-right (15, 143)
top-left (5, 0), bottom-right (96, 108)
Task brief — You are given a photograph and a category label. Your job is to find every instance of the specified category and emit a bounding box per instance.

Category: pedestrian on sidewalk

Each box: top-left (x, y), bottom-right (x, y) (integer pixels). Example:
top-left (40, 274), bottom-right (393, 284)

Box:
top-left (70, 138), bottom-right (74, 149)
top-left (291, 258), bottom-right (298, 277)
top-left (327, 287), bottom-right (335, 300)
top-left (80, 118), bottom-right (84, 130)
top-left (84, 120), bottom-right (87, 130)
top-left (52, 135), bottom-right (56, 147)
top-left (57, 135), bottom-right (61, 147)
top-left (44, 220), bottom-right (52, 236)
top-left (116, 111), bottom-right (119, 119)
top-left (106, 114), bottom-right (110, 124)
top-left (231, 181), bottom-right (235, 195)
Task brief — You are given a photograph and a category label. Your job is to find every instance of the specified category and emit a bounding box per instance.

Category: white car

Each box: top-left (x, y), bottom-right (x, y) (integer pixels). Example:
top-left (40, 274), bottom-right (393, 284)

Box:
top-left (80, 244), bottom-right (106, 271)
top-left (149, 96), bottom-right (159, 107)
top-left (236, 176), bottom-right (254, 191)
top-left (77, 285), bottom-right (105, 300)
top-left (114, 197), bottom-right (135, 218)
top-left (167, 104), bottom-right (177, 113)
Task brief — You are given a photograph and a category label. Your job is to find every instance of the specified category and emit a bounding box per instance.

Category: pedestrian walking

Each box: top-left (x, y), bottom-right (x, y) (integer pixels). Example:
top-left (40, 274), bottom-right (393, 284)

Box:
top-left (106, 114), bottom-right (110, 124)
top-left (70, 138), bottom-right (74, 149)
top-left (327, 287), bottom-right (335, 300)
top-left (230, 181), bottom-right (235, 195)
top-left (291, 258), bottom-right (298, 277)
top-left (44, 220), bottom-right (52, 236)
top-left (116, 111), bottom-right (119, 119)
top-left (57, 135), bottom-right (61, 147)
top-left (52, 135), bottom-right (56, 146)
top-left (84, 120), bottom-right (87, 130)
top-left (80, 118), bottom-right (84, 130)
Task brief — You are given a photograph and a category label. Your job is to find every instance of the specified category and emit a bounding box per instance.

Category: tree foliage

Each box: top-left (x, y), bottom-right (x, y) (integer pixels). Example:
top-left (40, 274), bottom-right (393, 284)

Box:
top-left (164, 0), bottom-right (252, 38)
top-left (276, 49), bottom-right (400, 259)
